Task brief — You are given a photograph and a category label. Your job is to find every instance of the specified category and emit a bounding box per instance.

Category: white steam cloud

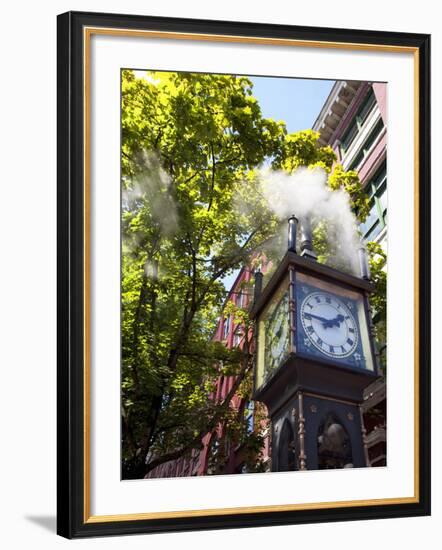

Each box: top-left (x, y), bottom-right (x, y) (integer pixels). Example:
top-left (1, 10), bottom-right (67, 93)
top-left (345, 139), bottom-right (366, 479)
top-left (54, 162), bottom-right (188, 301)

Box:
top-left (122, 151), bottom-right (178, 239)
top-left (260, 167), bottom-right (361, 274)
top-left (123, 152), bottom-right (178, 280)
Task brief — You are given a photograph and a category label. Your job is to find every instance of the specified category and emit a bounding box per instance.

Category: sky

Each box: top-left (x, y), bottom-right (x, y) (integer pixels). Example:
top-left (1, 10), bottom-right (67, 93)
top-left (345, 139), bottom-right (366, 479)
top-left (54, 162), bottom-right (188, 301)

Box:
top-left (221, 76), bottom-right (335, 291)
top-left (250, 76), bottom-right (335, 133)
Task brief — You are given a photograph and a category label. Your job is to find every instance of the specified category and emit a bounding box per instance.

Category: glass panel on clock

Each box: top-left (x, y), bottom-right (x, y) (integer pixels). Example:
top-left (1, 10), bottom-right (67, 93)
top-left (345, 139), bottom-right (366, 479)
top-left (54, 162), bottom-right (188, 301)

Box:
top-left (295, 272), bottom-right (374, 371)
top-left (256, 276), bottom-right (290, 390)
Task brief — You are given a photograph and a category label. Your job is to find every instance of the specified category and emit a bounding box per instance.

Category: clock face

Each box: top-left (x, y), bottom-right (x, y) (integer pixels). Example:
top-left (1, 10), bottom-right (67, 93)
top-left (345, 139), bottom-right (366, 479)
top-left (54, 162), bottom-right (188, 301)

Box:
top-left (264, 293), bottom-right (289, 375)
top-left (300, 291), bottom-right (359, 359)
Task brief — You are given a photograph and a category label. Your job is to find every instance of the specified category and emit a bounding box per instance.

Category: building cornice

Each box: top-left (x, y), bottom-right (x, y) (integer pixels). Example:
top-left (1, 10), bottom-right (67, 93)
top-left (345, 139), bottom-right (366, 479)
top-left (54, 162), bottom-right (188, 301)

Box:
top-left (312, 80), bottom-right (363, 146)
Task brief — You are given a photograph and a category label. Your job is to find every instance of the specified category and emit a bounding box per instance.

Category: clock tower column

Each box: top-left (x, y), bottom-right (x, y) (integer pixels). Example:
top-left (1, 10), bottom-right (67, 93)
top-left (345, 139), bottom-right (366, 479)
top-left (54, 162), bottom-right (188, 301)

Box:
top-left (251, 217), bottom-right (379, 471)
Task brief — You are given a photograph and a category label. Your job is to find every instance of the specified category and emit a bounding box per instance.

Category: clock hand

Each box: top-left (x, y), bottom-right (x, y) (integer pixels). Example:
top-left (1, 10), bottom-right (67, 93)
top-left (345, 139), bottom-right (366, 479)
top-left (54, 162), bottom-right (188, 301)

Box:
top-left (328, 314), bottom-right (345, 327)
top-left (304, 312), bottom-right (332, 325)
top-left (305, 312), bottom-right (346, 329)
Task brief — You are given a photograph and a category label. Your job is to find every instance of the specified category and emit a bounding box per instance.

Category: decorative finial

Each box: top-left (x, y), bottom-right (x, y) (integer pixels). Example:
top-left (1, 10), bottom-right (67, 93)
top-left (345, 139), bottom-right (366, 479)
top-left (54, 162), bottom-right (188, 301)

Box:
top-left (287, 215), bottom-right (298, 253)
top-left (358, 242), bottom-right (371, 280)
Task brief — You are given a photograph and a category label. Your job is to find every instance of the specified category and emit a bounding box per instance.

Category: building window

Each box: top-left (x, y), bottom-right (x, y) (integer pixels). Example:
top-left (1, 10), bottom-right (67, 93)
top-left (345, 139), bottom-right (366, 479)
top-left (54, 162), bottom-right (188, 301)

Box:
top-left (206, 435), bottom-right (221, 475)
top-left (222, 315), bottom-right (231, 340)
top-left (340, 89), bottom-right (377, 156)
top-left (244, 401), bottom-right (255, 434)
top-left (359, 163), bottom-right (387, 241)
top-left (237, 290), bottom-right (247, 309)
top-left (233, 326), bottom-right (244, 347)
top-left (347, 118), bottom-right (385, 171)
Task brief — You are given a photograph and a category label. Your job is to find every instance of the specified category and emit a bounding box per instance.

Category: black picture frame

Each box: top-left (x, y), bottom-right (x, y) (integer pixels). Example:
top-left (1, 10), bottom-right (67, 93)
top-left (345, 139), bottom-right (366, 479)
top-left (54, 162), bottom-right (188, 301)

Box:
top-left (57, 10), bottom-right (431, 539)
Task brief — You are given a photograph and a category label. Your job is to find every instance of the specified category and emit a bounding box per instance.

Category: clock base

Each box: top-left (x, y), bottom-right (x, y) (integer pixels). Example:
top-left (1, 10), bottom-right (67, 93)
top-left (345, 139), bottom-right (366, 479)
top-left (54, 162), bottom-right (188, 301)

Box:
top-left (271, 391), bottom-right (369, 471)
top-left (253, 354), bottom-right (377, 472)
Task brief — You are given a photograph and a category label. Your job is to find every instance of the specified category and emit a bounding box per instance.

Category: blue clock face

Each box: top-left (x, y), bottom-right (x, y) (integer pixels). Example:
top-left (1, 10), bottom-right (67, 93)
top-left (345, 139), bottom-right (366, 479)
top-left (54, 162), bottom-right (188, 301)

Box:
top-left (296, 283), bottom-right (366, 369)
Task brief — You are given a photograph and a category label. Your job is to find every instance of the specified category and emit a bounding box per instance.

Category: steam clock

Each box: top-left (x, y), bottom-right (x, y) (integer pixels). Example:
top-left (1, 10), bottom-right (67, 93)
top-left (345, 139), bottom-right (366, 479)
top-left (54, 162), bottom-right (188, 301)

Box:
top-left (251, 216), bottom-right (379, 471)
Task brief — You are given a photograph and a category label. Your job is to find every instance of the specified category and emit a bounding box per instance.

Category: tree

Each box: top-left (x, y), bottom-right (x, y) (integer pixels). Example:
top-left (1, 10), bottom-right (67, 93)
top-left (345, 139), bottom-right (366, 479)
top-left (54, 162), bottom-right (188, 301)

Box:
top-left (121, 70), bottom-right (284, 478)
top-left (121, 70), bottom-right (379, 478)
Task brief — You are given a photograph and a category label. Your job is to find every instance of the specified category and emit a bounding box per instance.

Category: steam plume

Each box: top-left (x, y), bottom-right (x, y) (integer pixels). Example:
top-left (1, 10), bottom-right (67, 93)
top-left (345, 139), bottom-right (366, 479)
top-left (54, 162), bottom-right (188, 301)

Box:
top-left (122, 151), bottom-right (178, 239)
top-left (260, 167), bottom-right (360, 274)
top-left (122, 151), bottom-right (178, 280)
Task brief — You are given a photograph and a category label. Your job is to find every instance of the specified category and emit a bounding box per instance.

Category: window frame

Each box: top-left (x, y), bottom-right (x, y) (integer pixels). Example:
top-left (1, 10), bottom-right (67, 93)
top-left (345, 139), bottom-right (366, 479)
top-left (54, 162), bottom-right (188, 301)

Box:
top-left (360, 162), bottom-right (387, 241)
top-left (340, 88), bottom-right (377, 156)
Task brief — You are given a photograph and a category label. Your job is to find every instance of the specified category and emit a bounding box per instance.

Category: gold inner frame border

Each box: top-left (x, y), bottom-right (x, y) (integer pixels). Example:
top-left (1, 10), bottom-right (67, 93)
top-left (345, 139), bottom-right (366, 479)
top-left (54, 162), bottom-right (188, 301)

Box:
top-left (82, 26), bottom-right (420, 523)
